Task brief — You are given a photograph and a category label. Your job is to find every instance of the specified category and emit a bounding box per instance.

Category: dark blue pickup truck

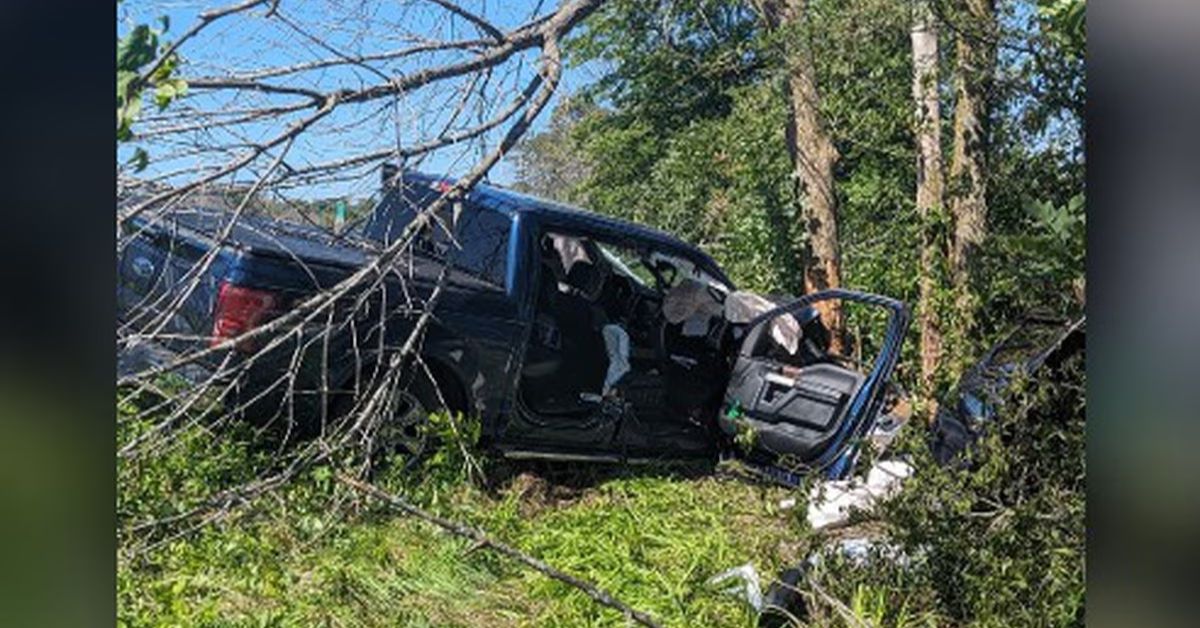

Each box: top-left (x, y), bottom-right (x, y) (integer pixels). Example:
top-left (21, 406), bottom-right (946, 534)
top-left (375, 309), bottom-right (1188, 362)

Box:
top-left (118, 168), bottom-right (909, 479)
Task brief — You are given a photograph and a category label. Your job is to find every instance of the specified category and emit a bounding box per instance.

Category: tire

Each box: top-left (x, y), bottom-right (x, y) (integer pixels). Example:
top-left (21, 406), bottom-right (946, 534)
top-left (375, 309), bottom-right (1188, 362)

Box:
top-left (369, 367), bottom-right (443, 471)
top-left (330, 363), bottom-right (462, 472)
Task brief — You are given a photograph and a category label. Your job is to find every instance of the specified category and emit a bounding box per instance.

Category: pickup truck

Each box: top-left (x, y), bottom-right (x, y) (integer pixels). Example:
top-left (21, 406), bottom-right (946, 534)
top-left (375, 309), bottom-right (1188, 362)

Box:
top-left (118, 168), bottom-right (909, 479)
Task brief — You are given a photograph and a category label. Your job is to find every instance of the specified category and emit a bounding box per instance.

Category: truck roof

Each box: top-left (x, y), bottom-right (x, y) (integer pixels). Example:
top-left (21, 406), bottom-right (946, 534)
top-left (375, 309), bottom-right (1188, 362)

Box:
top-left (399, 171), bottom-right (732, 286)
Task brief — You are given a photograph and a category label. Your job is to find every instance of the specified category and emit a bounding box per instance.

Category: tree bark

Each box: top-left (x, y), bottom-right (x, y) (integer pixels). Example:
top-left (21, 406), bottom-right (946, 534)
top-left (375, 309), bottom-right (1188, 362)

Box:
top-left (912, 0), bottom-right (944, 398)
top-left (761, 0), bottom-right (845, 351)
top-left (947, 0), bottom-right (994, 290)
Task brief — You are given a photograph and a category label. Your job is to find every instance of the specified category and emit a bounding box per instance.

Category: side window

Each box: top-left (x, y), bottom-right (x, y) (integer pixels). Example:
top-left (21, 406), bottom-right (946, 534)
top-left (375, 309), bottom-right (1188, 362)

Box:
top-left (366, 180), bottom-right (510, 288)
top-left (365, 184), bottom-right (437, 245)
top-left (434, 203), bottom-right (511, 289)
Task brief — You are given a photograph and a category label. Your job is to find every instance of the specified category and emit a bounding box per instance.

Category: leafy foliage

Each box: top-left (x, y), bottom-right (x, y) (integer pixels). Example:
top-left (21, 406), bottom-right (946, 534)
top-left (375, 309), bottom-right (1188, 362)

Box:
top-left (808, 352), bottom-right (1085, 626)
top-left (117, 0), bottom-right (1085, 624)
top-left (517, 0), bottom-right (1082, 383)
top-left (1039, 0), bottom-right (1086, 60)
top-left (117, 10), bottom-right (186, 171)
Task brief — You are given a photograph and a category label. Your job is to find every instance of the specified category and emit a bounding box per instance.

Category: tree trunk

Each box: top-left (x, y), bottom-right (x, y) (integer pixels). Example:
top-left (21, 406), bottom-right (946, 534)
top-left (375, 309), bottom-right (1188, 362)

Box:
top-left (912, 0), bottom-right (944, 399)
top-left (948, 0), bottom-right (994, 290)
top-left (762, 0), bottom-right (845, 352)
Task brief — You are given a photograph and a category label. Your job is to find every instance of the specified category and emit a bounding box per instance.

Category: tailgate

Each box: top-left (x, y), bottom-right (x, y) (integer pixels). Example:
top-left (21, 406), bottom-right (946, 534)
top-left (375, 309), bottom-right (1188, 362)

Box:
top-left (117, 218), bottom-right (236, 346)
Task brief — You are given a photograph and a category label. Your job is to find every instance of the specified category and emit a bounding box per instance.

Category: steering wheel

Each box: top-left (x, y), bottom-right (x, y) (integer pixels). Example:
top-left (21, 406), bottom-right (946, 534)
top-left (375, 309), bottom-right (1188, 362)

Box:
top-left (642, 256), bottom-right (677, 294)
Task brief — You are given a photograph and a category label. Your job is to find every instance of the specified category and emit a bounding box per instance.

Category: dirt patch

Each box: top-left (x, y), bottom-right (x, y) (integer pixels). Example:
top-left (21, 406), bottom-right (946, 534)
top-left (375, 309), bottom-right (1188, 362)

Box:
top-left (502, 471), bottom-right (592, 517)
top-left (819, 519), bottom-right (890, 543)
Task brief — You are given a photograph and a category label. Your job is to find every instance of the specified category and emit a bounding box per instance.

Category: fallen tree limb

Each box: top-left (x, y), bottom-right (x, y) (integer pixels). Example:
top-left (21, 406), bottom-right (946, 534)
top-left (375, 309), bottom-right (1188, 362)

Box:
top-left (337, 474), bottom-right (664, 628)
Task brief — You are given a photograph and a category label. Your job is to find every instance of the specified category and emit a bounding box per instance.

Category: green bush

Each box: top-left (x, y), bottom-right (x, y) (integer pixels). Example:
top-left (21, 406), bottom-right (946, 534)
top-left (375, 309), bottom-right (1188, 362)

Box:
top-left (807, 352), bottom-right (1085, 626)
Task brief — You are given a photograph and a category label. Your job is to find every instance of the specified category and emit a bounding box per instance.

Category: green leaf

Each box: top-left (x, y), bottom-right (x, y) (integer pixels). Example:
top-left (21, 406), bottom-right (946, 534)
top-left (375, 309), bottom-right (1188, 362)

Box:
top-left (116, 70), bottom-right (137, 102)
top-left (154, 83), bottom-right (175, 110)
top-left (117, 112), bottom-right (132, 142)
top-left (117, 94), bottom-right (142, 141)
top-left (127, 148), bottom-right (149, 173)
top-left (150, 52), bottom-right (178, 83)
top-left (153, 78), bottom-right (188, 111)
top-left (126, 94), bottom-right (141, 120)
top-left (116, 25), bottom-right (157, 72)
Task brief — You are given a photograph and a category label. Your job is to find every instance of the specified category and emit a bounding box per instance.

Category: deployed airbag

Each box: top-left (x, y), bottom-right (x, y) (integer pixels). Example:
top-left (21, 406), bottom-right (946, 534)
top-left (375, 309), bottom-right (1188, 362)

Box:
top-left (661, 278), bottom-right (721, 337)
top-left (724, 291), bottom-right (801, 355)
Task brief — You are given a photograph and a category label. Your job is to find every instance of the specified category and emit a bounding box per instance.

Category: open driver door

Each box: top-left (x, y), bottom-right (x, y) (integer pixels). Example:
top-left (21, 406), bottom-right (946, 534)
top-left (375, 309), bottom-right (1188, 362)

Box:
top-left (719, 289), bottom-right (911, 482)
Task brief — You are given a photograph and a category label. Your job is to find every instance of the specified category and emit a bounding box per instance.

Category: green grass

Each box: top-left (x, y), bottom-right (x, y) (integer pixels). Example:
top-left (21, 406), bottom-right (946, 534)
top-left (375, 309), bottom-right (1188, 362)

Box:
top-left (118, 354), bottom-right (1085, 627)
top-left (119, 465), bottom-right (804, 627)
top-left (118, 401), bottom-right (808, 627)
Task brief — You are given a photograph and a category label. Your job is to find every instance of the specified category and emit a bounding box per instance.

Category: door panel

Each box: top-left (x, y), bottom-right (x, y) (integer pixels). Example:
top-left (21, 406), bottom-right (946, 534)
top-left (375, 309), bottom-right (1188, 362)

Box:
top-left (722, 290), bottom-right (910, 478)
top-left (727, 361), bottom-right (864, 434)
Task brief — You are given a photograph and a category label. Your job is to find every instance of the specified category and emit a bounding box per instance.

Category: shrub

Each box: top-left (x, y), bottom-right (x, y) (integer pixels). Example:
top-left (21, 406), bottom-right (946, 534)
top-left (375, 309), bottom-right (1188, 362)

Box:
top-left (807, 351), bottom-right (1085, 626)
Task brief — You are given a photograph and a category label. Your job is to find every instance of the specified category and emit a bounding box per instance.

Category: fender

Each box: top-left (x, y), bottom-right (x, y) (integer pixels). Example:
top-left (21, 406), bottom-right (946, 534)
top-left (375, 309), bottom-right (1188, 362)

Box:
top-left (324, 314), bottom-right (479, 417)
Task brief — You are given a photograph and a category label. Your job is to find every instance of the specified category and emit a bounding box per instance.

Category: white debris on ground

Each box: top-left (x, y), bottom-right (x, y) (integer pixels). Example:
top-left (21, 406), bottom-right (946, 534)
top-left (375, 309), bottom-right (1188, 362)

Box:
top-left (708, 563), bottom-right (764, 611)
top-left (805, 459), bottom-right (914, 531)
top-left (804, 396), bottom-right (915, 530)
top-left (733, 413), bottom-right (921, 620)
top-left (811, 537), bottom-right (915, 568)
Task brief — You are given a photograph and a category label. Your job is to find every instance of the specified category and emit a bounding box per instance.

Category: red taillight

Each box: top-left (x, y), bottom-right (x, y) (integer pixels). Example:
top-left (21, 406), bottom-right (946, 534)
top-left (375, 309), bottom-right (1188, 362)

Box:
top-left (210, 282), bottom-right (280, 351)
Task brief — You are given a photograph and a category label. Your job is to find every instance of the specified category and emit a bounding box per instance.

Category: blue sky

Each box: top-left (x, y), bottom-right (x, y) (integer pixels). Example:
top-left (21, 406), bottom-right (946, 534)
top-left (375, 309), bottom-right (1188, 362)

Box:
top-left (118, 1), bottom-right (605, 201)
top-left (119, 1), bottom-right (1076, 205)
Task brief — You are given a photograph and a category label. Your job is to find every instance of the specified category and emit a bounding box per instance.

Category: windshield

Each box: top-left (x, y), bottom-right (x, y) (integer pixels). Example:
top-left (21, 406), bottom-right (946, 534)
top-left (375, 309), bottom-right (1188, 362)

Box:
top-left (594, 240), bottom-right (727, 292)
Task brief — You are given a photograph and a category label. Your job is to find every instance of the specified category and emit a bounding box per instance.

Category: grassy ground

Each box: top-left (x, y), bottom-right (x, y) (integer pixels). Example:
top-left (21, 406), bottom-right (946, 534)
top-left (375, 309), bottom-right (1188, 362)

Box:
top-left (118, 353), bottom-right (1085, 627)
top-left (118, 406), bottom-right (810, 627)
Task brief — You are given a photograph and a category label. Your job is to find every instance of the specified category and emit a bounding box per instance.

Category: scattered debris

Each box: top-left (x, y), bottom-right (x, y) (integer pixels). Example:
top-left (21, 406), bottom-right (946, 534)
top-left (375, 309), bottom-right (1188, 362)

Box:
top-left (757, 537), bottom-right (919, 626)
top-left (810, 537), bottom-right (914, 569)
top-left (758, 566), bottom-right (807, 628)
top-left (709, 563), bottom-right (765, 611)
top-left (806, 459), bottom-right (913, 531)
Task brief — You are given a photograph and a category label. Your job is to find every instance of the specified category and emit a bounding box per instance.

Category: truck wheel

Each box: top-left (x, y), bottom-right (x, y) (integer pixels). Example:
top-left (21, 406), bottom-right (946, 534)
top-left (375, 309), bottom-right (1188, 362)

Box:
top-left (373, 370), bottom-right (442, 471)
top-left (329, 362), bottom-right (464, 471)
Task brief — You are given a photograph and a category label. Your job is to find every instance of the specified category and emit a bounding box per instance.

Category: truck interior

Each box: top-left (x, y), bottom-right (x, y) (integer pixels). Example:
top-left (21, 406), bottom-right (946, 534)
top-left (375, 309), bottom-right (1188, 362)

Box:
top-left (511, 226), bottom-right (911, 475)
top-left (513, 227), bottom-right (852, 459)
top-left (517, 230), bottom-right (730, 428)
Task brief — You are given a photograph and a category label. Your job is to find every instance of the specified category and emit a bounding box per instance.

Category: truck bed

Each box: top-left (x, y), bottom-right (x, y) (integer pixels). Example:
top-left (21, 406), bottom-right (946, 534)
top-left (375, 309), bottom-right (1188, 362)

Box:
top-left (140, 208), bottom-right (375, 271)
